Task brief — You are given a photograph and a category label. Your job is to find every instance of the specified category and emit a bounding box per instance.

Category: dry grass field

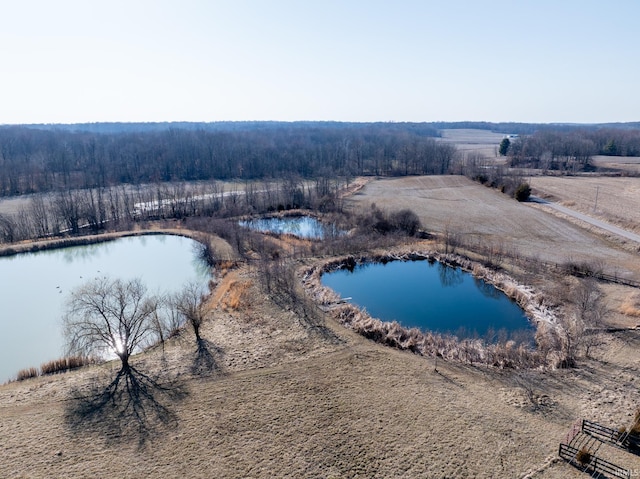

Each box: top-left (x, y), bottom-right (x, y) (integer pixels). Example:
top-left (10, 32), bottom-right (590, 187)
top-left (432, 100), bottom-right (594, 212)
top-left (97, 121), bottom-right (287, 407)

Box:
top-left (438, 128), bottom-right (504, 160)
top-left (4, 175), bottom-right (640, 478)
top-left (5, 265), bottom-right (640, 479)
top-left (530, 176), bottom-right (640, 234)
top-left (351, 176), bottom-right (640, 281)
top-left (593, 155), bottom-right (640, 174)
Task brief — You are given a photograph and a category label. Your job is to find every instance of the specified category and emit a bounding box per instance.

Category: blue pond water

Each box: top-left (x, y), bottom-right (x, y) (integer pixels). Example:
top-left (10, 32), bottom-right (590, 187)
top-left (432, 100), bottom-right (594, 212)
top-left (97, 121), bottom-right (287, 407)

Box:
top-left (240, 216), bottom-right (339, 239)
top-left (321, 260), bottom-right (533, 340)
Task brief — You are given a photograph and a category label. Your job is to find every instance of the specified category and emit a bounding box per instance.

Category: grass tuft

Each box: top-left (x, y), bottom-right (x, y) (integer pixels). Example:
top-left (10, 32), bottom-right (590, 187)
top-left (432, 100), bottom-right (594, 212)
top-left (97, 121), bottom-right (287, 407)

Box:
top-left (620, 293), bottom-right (640, 317)
top-left (40, 356), bottom-right (96, 376)
top-left (226, 280), bottom-right (252, 310)
top-left (16, 367), bottom-right (39, 381)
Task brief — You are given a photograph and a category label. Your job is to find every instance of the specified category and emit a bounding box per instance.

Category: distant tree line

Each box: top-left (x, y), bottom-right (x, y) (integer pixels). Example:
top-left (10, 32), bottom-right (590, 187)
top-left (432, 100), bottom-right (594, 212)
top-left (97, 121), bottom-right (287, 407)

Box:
top-left (431, 121), bottom-right (640, 136)
top-left (506, 128), bottom-right (640, 171)
top-left (0, 123), bottom-right (454, 197)
top-left (4, 121), bottom-right (640, 198)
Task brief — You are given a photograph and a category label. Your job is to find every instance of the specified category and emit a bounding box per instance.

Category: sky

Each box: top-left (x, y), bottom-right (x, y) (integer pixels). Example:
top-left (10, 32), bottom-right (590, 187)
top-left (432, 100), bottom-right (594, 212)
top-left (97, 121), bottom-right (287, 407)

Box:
top-left (0, 0), bottom-right (639, 125)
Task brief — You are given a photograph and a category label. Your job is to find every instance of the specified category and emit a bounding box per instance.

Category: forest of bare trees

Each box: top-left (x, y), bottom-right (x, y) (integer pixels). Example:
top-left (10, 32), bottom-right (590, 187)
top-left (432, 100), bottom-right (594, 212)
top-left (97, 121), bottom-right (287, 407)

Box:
top-left (3, 121), bottom-right (640, 246)
top-left (0, 122), bottom-right (452, 197)
top-left (506, 128), bottom-right (640, 171)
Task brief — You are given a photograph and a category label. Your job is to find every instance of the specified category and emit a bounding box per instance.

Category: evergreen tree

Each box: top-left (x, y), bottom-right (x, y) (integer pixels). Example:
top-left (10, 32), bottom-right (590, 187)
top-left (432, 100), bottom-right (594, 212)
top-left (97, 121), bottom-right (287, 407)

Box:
top-left (499, 137), bottom-right (511, 156)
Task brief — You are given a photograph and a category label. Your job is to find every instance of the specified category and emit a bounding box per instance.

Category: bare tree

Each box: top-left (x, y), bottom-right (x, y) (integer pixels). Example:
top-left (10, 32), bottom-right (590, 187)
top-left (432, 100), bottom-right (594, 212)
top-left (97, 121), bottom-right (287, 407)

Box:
top-left (441, 221), bottom-right (460, 254)
top-left (574, 279), bottom-right (606, 358)
top-left (150, 296), bottom-right (183, 355)
top-left (172, 282), bottom-right (210, 341)
top-left (28, 195), bottom-right (51, 238)
top-left (0, 212), bottom-right (16, 243)
top-left (63, 277), bottom-right (160, 372)
top-left (54, 190), bottom-right (82, 234)
top-left (555, 279), bottom-right (607, 366)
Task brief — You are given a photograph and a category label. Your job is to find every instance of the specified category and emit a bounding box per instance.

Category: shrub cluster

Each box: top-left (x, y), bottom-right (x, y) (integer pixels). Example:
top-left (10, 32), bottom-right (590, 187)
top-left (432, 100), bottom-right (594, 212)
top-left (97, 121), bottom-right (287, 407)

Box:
top-left (576, 447), bottom-right (592, 465)
top-left (357, 205), bottom-right (421, 236)
top-left (514, 182), bottom-right (531, 202)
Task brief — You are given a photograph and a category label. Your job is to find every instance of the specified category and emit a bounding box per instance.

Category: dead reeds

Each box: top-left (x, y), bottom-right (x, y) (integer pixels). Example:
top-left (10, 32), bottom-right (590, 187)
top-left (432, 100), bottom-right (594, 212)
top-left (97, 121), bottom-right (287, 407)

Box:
top-left (14, 355), bottom-right (97, 381)
top-left (620, 293), bottom-right (640, 317)
top-left (302, 250), bottom-right (558, 369)
top-left (41, 355), bottom-right (97, 375)
top-left (16, 367), bottom-right (39, 381)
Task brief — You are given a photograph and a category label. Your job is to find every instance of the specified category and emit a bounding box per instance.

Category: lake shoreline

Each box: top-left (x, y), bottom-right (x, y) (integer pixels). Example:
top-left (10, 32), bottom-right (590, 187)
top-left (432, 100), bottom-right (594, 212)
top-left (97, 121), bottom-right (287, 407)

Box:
top-left (302, 247), bottom-right (561, 368)
top-left (0, 232), bottom-right (212, 383)
top-left (0, 224), bottom-right (202, 258)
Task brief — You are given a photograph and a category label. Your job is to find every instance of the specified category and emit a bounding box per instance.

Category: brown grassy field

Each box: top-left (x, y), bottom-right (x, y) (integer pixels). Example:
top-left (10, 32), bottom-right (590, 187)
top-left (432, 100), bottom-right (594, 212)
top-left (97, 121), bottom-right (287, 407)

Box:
top-left (3, 262), bottom-right (640, 479)
top-left (351, 176), bottom-right (640, 281)
top-left (3, 175), bottom-right (640, 478)
top-left (437, 128), bottom-right (504, 160)
top-left (593, 155), bottom-right (640, 174)
top-left (530, 176), bottom-right (640, 234)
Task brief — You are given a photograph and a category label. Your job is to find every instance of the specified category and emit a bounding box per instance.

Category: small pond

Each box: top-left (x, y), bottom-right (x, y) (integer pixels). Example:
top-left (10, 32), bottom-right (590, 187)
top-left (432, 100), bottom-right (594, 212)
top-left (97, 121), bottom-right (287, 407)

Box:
top-left (321, 260), bottom-right (533, 341)
top-left (0, 235), bottom-right (210, 383)
top-left (240, 216), bottom-right (340, 239)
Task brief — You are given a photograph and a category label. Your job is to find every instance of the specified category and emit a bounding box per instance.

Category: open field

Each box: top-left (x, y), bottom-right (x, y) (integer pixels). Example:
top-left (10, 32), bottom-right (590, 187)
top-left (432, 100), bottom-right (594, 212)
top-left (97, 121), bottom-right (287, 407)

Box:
top-left (438, 128), bottom-right (504, 159)
top-left (350, 175), bottom-right (640, 281)
top-left (593, 155), bottom-right (640, 174)
top-left (530, 176), bottom-right (640, 235)
top-left (3, 175), bottom-right (640, 477)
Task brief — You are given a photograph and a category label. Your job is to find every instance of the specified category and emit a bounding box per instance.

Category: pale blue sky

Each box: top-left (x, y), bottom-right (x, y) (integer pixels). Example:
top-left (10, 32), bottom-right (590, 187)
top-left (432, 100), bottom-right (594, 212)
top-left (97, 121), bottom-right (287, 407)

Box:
top-left (1, 0), bottom-right (638, 124)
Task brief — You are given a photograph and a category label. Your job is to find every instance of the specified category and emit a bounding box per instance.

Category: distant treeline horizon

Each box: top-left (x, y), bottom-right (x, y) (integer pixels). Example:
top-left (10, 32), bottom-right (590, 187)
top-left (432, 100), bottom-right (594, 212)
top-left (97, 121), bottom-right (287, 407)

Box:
top-left (0, 122), bottom-right (453, 196)
top-left (2, 120), bottom-right (640, 135)
top-left (1, 120), bottom-right (640, 198)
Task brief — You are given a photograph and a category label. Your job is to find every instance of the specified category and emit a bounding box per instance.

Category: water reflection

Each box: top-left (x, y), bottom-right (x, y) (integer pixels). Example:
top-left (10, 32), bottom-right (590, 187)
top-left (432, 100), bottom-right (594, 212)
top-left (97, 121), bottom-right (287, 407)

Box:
top-left (60, 242), bottom-right (108, 263)
top-left (240, 216), bottom-right (340, 239)
top-left (473, 277), bottom-right (503, 299)
top-left (0, 235), bottom-right (210, 383)
top-left (438, 263), bottom-right (464, 287)
top-left (322, 259), bottom-right (533, 341)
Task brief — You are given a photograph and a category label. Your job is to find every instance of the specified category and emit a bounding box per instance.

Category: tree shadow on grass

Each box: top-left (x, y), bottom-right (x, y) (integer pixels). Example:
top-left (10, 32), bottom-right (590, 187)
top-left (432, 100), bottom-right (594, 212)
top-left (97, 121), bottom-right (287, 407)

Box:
top-left (65, 366), bottom-right (188, 447)
top-left (191, 338), bottom-right (225, 376)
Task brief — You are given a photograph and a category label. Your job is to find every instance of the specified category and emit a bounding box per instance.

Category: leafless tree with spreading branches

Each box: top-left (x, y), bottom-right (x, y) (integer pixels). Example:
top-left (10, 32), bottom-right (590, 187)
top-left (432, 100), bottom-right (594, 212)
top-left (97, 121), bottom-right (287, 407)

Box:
top-left (63, 277), bottom-right (160, 372)
top-left (172, 281), bottom-right (210, 342)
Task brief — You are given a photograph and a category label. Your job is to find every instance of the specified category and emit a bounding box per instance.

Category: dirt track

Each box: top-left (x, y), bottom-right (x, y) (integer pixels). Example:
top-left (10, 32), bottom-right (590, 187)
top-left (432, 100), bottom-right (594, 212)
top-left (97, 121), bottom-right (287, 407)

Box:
top-left (530, 175), bottom-right (640, 235)
top-left (531, 195), bottom-right (640, 244)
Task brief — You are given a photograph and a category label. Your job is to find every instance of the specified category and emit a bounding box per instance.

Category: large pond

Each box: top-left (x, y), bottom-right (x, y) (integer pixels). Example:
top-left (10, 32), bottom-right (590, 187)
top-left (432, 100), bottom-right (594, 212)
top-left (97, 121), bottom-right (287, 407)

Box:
top-left (0, 235), bottom-right (210, 383)
top-left (240, 216), bottom-right (339, 239)
top-left (322, 260), bottom-right (533, 341)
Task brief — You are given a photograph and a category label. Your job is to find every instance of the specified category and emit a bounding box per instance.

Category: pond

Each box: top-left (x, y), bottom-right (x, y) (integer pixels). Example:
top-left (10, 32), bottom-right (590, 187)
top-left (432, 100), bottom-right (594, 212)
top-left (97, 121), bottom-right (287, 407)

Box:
top-left (240, 216), bottom-right (340, 239)
top-left (321, 260), bottom-right (533, 341)
top-left (0, 235), bottom-right (210, 383)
